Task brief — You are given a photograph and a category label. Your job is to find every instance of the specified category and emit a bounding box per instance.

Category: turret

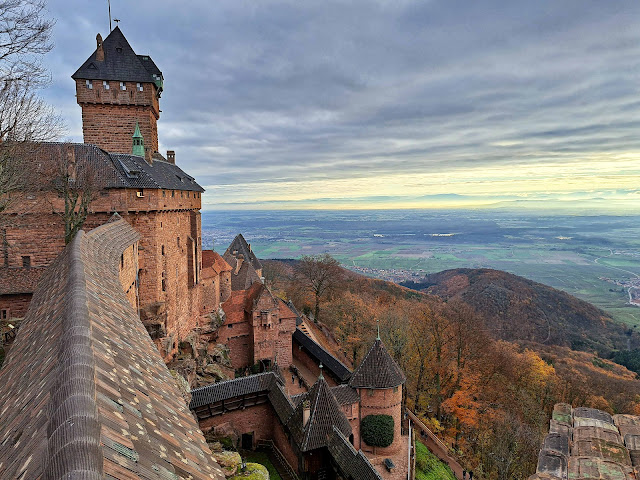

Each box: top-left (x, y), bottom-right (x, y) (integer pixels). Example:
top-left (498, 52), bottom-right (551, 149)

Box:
top-left (72, 26), bottom-right (163, 163)
top-left (132, 121), bottom-right (145, 158)
top-left (349, 338), bottom-right (406, 454)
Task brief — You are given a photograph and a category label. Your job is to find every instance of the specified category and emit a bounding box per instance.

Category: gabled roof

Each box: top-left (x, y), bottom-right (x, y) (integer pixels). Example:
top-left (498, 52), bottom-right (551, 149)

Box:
top-left (223, 234), bottom-right (263, 272)
top-left (0, 218), bottom-right (224, 479)
top-left (190, 372), bottom-right (281, 409)
top-left (24, 143), bottom-right (204, 192)
top-left (202, 250), bottom-right (232, 274)
top-left (72, 26), bottom-right (162, 84)
top-left (230, 260), bottom-right (262, 291)
top-left (349, 338), bottom-right (406, 389)
top-left (293, 329), bottom-right (352, 383)
top-left (287, 375), bottom-right (352, 452)
top-left (328, 428), bottom-right (383, 480)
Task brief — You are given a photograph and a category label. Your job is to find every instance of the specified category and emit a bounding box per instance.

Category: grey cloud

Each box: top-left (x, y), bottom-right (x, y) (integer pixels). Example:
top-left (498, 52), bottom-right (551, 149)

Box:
top-left (42, 0), bottom-right (640, 206)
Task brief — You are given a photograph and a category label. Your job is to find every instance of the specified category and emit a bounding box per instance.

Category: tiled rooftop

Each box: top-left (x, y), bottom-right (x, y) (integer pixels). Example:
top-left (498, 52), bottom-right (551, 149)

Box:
top-left (529, 403), bottom-right (640, 480)
top-left (24, 142), bottom-right (204, 192)
top-left (293, 329), bottom-right (352, 383)
top-left (349, 338), bottom-right (406, 389)
top-left (0, 218), bottom-right (224, 480)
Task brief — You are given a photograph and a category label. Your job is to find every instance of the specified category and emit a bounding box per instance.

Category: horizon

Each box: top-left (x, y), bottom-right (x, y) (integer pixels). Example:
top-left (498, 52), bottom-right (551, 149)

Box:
top-left (42, 1), bottom-right (640, 212)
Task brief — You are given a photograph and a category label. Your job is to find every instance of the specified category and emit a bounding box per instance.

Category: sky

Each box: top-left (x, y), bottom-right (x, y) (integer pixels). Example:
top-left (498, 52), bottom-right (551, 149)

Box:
top-left (41, 1), bottom-right (640, 212)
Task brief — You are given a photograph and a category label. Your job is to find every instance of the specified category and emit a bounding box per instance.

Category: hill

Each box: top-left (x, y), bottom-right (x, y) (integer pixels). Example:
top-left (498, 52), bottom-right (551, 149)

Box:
top-left (401, 268), bottom-right (637, 355)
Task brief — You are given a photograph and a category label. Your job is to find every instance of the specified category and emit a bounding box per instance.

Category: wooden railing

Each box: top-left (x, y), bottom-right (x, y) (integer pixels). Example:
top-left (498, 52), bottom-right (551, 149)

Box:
top-left (406, 409), bottom-right (466, 480)
top-left (257, 439), bottom-right (300, 480)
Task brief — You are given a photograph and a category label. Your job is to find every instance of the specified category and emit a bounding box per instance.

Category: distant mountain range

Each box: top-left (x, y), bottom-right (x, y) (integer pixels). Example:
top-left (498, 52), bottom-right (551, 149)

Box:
top-left (401, 268), bottom-right (637, 355)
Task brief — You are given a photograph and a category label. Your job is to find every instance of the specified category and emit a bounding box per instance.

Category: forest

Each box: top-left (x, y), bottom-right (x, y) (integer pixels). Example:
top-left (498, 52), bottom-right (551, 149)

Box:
top-left (264, 256), bottom-right (640, 480)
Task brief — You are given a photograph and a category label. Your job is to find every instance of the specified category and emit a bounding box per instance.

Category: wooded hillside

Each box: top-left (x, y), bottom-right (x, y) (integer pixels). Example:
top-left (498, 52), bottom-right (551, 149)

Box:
top-left (264, 259), bottom-right (640, 480)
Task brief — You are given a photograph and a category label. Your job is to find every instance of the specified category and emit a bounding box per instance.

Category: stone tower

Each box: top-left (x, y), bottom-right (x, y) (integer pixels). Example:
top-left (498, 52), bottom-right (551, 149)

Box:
top-left (349, 337), bottom-right (406, 454)
top-left (72, 27), bottom-right (163, 162)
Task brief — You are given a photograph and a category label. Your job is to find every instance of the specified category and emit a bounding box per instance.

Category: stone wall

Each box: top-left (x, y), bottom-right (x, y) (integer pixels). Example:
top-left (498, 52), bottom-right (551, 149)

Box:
top-left (76, 79), bottom-right (160, 156)
top-left (358, 386), bottom-right (403, 455)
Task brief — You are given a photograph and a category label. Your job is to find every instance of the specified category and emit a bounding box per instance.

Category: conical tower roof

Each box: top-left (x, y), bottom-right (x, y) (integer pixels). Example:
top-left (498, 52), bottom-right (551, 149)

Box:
top-left (287, 374), bottom-right (351, 452)
top-left (349, 339), bottom-right (405, 389)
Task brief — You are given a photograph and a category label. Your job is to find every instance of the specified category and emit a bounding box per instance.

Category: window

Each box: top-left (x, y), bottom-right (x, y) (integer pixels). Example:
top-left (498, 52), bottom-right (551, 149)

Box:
top-left (161, 279), bottom-right (166, 292)
top-left (136, 189), bottom-right (144, 198)
top-left (177, 237), bottom-right (180, 247)
top-left (22, 256), bottom-right (31, 268)
top-left (116, 47), bottom-right (123, 53)
top-left (162, 190), bottom-right (165, 197)
top-left (137, 83), bottom-right (143, 92)
top-left (0, 309), bottom-right (8, 320)
top-left (393, 386), bottom-right (399, 393)
top-left (103, 80), bottom-right (109, 90)
top-left (171, 190), bottom-right (175, 197)
top-left (120, 254), bottom-right (124, 268)
top-left (161, 245), bottom-right (165, 256)
top-left (86, 79), bottom-right (93, 89)
top-left (120, 81), bottom-right (126, 91)
top-left (228, 324), bottom-right (233, 329)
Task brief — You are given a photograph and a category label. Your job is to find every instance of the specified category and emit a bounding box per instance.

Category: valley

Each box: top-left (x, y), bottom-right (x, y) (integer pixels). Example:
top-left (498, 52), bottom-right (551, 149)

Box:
top-left (202, 209), bottom-right (640, 327)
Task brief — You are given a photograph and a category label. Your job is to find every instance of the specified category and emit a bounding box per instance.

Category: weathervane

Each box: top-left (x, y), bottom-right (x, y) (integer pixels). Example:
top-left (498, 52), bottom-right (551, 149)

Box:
top-left (376, 319), bottom-right (380, 340)
top-left (108, 0), bottom-right (112, 31)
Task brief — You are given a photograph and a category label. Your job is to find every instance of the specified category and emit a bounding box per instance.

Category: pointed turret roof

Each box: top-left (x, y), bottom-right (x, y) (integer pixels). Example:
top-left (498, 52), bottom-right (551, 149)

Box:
top-left (349, 339), bottom-right (406, 389)
top-left (72, 26), bottom-right (162, 85)
top-left (287, 375), bottom-right (352, 452)
top-left (223, 233), bottom-right (263, 272)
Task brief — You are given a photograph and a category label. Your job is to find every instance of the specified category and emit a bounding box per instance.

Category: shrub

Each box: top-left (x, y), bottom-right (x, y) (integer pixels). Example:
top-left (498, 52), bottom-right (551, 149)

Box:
top-left (361, 414), bottom-right (394, 447)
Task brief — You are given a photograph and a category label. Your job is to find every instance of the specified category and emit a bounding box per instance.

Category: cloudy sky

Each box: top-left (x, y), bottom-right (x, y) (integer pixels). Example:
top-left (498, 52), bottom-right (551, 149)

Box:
top-left (42, 1), bottom-right (640, 211)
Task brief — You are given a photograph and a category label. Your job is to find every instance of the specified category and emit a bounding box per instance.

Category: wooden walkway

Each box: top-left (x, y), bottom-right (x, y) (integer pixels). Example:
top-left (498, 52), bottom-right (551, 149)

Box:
top-left (406, 409), bottom-right (465, 479)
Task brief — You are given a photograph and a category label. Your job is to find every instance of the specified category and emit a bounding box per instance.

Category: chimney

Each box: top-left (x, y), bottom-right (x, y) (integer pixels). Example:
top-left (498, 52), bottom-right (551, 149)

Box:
top-left (235, 254), bottom-right (244, 275)
top-left (166, 150), bottom-right (175, 164)
top-left (302, 400), bottom-right (310, 427)
top-left (96, 34), bottom-right (104, 62)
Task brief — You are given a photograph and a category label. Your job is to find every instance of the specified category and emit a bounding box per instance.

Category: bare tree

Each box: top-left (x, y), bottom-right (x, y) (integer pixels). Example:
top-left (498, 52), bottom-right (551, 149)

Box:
top-left (49, 147), bottom-right (98, 244)
top-left (0, 1), bottom-right (62, 217)
top-left (296, 253), bottom-right (343, 323)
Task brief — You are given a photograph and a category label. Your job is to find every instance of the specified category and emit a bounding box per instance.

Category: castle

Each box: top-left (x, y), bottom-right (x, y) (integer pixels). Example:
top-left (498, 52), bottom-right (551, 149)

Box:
top-left (0, 27), bottom-right (409, 480)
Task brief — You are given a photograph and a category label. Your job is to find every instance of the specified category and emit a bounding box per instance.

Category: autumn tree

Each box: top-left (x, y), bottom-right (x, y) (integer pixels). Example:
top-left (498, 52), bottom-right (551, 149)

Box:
top-left (295, 253), bottom-right (343, 323)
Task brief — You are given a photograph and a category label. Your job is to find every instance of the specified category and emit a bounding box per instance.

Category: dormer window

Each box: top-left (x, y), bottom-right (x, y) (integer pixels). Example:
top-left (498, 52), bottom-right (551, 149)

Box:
top-left (86, 79), bottom-right (93, 89)
top-left (103, 80), bottom-right (109, 90)
top-left (137, 83), bottom-right (143, 92)
top-left (120, 82), bottom-right (126, 91)
top-left (116, 47), bottom-right (123, 53)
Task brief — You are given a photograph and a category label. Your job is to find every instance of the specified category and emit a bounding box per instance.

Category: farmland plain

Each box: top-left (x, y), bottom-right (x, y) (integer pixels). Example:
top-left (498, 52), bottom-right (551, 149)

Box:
top-left (202, 210), bottom-right (640, 327)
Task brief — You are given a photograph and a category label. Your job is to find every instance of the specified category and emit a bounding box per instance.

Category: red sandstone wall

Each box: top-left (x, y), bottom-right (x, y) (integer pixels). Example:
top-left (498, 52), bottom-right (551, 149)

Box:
top-left (343, 402), bottom-right (360, 448)
top-left (358, 386), bottom-right (403, 455)
top-left (76, 79), bottom-right (160, 155)
top-left (272, 414), bottom-right (301, 474)
top-left (1, 187), bottom-right (206, 360)
top-left (119, 242), bottom-right (139, 311)
top-left (199, 403), bottom-right (275, 447)
top-left (292, 346), bottom-right (338, 387)
top-left (0, 294), bottom-right (31, 319)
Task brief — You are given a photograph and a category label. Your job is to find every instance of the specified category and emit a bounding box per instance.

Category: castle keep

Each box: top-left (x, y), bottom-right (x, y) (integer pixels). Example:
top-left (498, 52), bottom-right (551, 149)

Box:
top-left (0, 26), bottom-right (411, 480)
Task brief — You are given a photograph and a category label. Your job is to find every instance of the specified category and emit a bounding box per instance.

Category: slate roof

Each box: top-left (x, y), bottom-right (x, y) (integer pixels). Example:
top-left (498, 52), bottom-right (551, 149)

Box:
top-left (292, 384), bottom-right (359, 408)
top-left (293, 329), bottom-right (352, 383)
top-left (230, 261), bottom-right (262, 291)
top-left (29, 143), bottom-right (204, 192)
top-left (330, 384), bottom-right (360, 406)
top-left (223, 234), bottom-right (263, 272)
top-left (0, 218), bottom-right (224, 480)
top-left (72, 26), bottom-right (162, 85)
top-left (328, 428), bottom-right (383, 480)
top-left (190, 372), bottom-right (280, 409)
top-left (349, 338), bottom-right (406, 389)
top-left (286, 375), bottom-right (352, 453)
top-left (529, 403), bottom-right (640, 480)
